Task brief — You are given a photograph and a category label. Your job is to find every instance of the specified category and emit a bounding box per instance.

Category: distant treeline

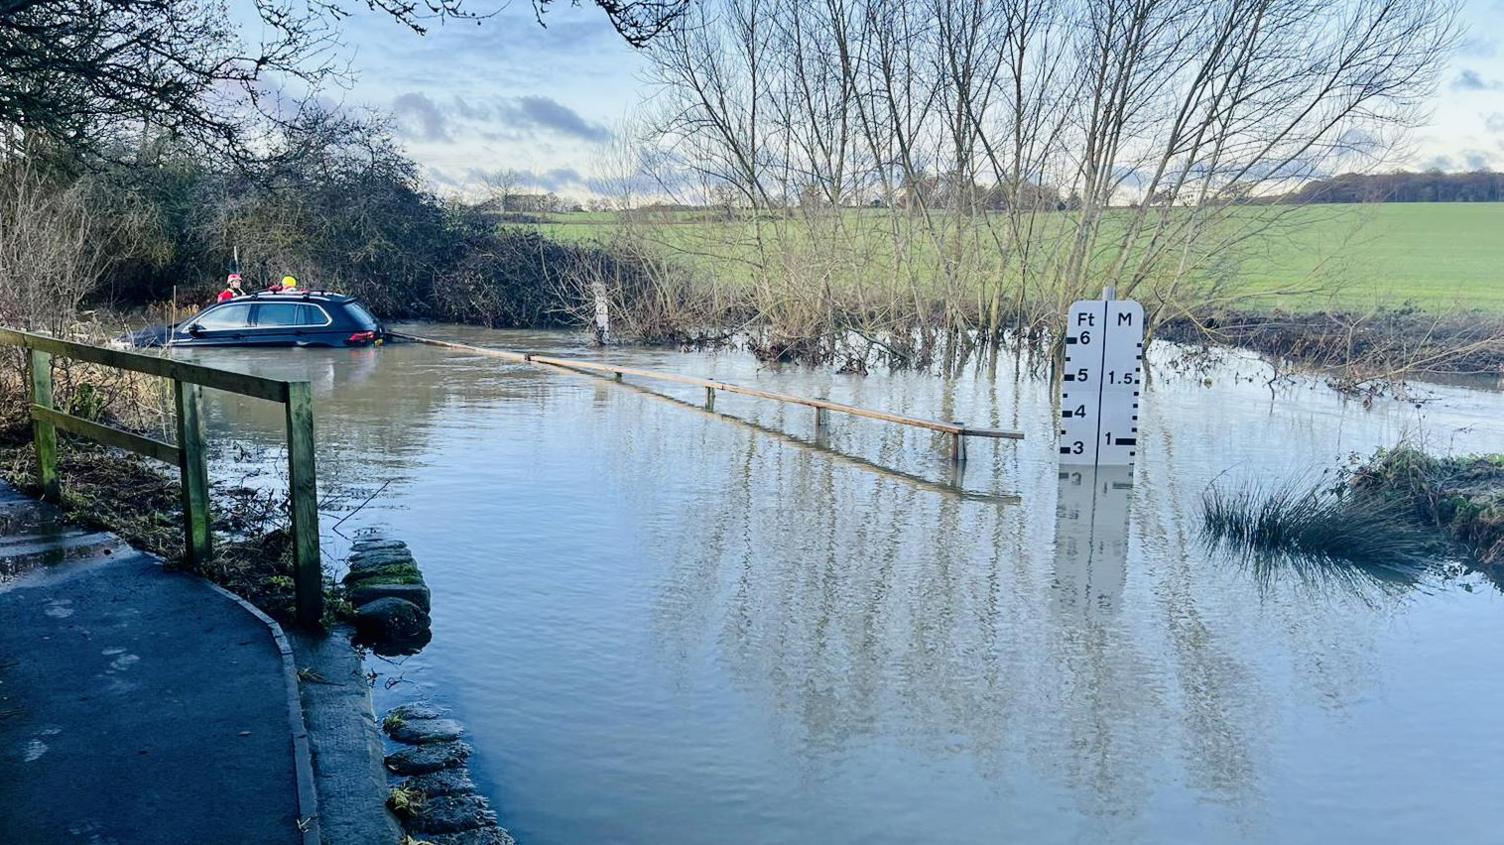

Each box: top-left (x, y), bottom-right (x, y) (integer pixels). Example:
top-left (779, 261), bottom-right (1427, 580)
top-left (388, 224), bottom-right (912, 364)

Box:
top-left (1278, 171), bottom-right (1504, 204)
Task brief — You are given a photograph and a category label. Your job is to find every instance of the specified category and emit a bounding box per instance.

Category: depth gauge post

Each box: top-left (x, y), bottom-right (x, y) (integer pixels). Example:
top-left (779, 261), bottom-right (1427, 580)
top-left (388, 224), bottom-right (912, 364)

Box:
top-left (1059, 287), bottom-right (1144, 467)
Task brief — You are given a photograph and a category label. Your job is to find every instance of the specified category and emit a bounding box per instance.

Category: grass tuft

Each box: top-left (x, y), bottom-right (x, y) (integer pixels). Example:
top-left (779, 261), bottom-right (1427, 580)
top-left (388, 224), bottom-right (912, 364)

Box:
top-left (388, 785), bottom-right (424, 817)
top-left (1201, 474), bottom-right (1438, 584)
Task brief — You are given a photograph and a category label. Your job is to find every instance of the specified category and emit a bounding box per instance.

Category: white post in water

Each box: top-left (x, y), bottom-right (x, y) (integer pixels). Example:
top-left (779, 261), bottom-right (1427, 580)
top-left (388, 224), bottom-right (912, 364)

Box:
top-left (591, 280), bottom-right (611, 345)
top-left (1059, 287), bottom-right (1144, 466)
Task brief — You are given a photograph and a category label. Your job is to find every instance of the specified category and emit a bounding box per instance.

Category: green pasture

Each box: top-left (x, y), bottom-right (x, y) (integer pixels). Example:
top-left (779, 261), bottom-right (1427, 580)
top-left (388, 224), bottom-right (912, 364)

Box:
top-left (529, 203), bottom-right (1504, 314)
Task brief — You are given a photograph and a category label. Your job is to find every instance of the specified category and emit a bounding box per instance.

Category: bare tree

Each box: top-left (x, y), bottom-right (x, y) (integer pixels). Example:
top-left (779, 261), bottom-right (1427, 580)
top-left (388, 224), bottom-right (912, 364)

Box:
top-left (0, 0), bottom-right (689, 164)
top-left (479, 168), bottom-right (526, 213)
top-left (628, 0), bottom-right (1460, 363)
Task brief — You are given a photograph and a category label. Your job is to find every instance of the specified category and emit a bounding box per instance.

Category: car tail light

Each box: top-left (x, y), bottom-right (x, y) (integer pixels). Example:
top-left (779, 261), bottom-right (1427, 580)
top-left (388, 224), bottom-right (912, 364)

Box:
top-left (348, 331), bottom-right (377, 344)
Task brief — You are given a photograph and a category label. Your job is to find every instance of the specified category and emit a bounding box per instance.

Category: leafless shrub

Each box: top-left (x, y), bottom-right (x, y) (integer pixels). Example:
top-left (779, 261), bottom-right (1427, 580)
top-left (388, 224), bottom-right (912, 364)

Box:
top-left (0, 157), bottom-right (107, 335)
top-left (1159, 305), bottom-right (1504, 394)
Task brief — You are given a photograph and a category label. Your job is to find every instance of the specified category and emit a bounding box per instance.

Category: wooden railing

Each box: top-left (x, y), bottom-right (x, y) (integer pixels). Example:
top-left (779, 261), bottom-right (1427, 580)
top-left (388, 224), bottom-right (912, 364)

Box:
top-left (395, 333), bottom-right (1024, 459)
top-left (0, 328), bottom-right (323, 627)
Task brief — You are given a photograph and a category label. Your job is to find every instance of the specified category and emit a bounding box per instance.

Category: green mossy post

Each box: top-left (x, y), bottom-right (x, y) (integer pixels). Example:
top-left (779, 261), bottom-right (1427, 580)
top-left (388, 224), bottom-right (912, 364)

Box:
top-left (29, 349), bottom-right (59, 501)
top-left (284, 381), bottom-right (323, 627)
top-left (174, 380), bottom-right (212, 567)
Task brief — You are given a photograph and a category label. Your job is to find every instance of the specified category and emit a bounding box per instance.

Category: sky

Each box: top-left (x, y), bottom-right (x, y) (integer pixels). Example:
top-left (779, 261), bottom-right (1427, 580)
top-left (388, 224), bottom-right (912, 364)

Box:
top-left (323, 1), bottom-right (649, 198)
top-left (294, 0), bottom-right (1504, 199)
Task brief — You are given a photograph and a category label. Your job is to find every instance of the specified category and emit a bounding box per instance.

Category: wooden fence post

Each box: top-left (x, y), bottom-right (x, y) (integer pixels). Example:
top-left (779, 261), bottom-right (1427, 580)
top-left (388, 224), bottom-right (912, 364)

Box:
top-left (951, 421), bottom-right (967, 464)
top-left (284, 381), bottom-right (323, 627)
top-left (705, 386), bottom-right (715, 411)
top-left (174, 380), bottom-right (212, 567)
top-left (29, 349), bottom-right (59, 501)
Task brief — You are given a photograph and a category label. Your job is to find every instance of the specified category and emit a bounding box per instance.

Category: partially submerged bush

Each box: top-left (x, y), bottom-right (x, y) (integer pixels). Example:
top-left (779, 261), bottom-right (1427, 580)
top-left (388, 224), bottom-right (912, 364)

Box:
top-left (1156, 307), bottom-right (1504, 390)
top-left (1349, 447), bottom-right (1504, 566)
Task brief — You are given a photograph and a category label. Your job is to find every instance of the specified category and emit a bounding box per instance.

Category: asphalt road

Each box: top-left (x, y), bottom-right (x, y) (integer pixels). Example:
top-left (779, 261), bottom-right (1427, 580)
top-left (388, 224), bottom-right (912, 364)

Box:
top-left (0, 483), bottom-right (304, 844)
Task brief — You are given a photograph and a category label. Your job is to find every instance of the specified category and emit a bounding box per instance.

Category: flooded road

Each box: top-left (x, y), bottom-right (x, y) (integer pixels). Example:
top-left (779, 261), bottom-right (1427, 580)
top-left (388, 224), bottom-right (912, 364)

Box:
top-left (180, 325), bottom-right (1504, 844)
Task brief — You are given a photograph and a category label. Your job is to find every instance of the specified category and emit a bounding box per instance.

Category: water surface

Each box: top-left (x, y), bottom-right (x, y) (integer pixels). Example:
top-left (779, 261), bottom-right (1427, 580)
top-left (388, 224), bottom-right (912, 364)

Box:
top-left (180, 326), bottom-right (1504, 844)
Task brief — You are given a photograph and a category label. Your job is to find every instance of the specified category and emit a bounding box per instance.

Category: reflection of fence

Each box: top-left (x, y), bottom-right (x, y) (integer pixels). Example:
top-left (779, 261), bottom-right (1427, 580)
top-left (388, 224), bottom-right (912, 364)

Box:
top-left (396, 333), bottom-right (1024, 459)
top-left (0, 328), bottom-right (323, 627)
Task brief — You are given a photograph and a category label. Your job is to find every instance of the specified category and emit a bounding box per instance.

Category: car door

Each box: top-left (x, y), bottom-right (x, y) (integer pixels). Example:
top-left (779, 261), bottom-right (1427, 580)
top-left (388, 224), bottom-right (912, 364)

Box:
top-left (174, 302), bottom-right (255, 346)
top-left (250, 301), bottom-right (337, 346)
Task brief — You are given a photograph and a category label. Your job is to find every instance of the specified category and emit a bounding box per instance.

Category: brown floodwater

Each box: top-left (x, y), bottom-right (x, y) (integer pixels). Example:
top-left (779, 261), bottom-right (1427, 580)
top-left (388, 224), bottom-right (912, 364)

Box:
top-left (176, 325), bottom-right (1504, 844)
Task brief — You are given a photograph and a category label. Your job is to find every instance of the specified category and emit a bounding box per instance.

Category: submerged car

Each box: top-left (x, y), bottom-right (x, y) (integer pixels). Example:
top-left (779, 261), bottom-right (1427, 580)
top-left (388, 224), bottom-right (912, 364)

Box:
top-left (129, 292), bottom-right (385, 348)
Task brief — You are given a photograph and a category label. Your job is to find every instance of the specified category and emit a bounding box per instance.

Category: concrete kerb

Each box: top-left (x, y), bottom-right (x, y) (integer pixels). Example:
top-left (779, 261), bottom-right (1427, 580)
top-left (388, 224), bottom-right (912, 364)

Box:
top-left (202, 578), bottom-right (322, 845)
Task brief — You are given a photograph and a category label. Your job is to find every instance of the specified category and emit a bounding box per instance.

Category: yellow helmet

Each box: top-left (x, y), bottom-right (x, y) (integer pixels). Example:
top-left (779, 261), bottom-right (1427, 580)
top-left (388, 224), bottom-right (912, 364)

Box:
top-left (281, 275), bottom-right (298, 289)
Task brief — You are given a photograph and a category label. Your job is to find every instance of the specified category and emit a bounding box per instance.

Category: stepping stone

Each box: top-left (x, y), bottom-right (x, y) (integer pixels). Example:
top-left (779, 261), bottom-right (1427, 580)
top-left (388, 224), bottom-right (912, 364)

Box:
top-left (425, 826), bottom-right (516, 845)
top-left (346, 548), bottom-right (417, 573)
top-left (386, 741), bottom-right (471, 775)
top-left (388, 703), bottom-right (446, 721)
top-left (349, 582), bottom-right (431, 612)
top-left (401, 767), bottom-right (476, 798)
top-left (388, 717), bottom-right (463, 745)
top-left (352, 538), bottom-right (407, 553)
top-left (406, 793), bottom-right (497, 835)
top-left (354, 597), bottom-right (429, 641)
top-left (343, 561), bottom-right (423, 587)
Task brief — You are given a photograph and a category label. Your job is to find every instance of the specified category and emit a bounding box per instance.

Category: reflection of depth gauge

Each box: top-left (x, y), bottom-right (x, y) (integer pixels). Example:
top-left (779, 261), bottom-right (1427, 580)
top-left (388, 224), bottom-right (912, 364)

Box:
top-left (1060, 291), bottom-right (1144, 466)
top-left (1053, 466), bottom-right (1133, 618)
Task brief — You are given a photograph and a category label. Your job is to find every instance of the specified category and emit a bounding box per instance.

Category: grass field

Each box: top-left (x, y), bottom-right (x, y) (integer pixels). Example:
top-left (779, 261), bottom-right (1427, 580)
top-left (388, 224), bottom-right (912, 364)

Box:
top-left (530, 202), bottom-right (1504, 314)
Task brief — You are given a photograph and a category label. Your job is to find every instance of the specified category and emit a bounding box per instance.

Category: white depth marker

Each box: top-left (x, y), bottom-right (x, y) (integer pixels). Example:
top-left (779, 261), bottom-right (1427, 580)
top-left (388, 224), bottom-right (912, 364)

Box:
top-left (1059, 296), bottom-right (1143, 466)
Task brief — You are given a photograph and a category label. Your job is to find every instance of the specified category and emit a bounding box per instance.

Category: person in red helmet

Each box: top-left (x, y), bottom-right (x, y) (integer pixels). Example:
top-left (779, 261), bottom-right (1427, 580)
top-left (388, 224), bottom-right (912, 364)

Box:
top-left (216, 273), bottom-right (244, 302)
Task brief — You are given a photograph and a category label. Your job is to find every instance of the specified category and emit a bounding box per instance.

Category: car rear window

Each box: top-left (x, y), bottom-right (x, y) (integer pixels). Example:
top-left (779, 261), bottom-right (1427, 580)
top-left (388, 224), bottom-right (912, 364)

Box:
top-left (195, 303), bottom-right (254, 330)
top-left (254, 303), bottom-right (327, 327)
top-left (345, 302), bottom-right (379, 330)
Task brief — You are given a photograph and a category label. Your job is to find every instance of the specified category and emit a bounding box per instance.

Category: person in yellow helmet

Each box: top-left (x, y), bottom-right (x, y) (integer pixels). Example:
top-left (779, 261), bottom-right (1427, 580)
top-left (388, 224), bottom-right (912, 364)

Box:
top-left (270, 275), bottom-right (299, 293)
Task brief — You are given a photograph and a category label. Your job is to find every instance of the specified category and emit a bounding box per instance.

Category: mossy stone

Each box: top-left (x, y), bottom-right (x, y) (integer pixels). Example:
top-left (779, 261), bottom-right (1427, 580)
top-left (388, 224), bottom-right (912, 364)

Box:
top-left (343, 562), bottom-right (423, 586)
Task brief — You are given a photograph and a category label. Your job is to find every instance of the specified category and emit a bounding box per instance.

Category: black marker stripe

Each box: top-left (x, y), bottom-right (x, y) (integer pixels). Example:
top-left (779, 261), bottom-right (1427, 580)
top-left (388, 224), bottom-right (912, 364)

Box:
top-left (1114, 437), bottom-right (1136, 446)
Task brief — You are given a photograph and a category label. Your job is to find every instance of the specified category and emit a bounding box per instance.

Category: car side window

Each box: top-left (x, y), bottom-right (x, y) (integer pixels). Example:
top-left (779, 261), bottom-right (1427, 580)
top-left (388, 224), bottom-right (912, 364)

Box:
top-left (255, 302), bottom-right (308, 326)
top-left (194, 303), bottom-right (254, 330)
top-left (254, 303), bottom-right (326, 327)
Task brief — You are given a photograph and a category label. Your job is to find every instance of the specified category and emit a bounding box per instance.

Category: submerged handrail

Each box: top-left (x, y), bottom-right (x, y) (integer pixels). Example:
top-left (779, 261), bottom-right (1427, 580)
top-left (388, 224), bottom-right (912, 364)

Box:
top-left (392, 332), bottom-right (1024, 460)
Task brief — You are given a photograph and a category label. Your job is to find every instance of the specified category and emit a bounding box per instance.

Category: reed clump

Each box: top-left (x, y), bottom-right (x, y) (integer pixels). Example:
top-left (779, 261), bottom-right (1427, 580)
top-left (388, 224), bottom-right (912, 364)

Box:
top-left (1201, 475), bottom-right (1436, 573)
